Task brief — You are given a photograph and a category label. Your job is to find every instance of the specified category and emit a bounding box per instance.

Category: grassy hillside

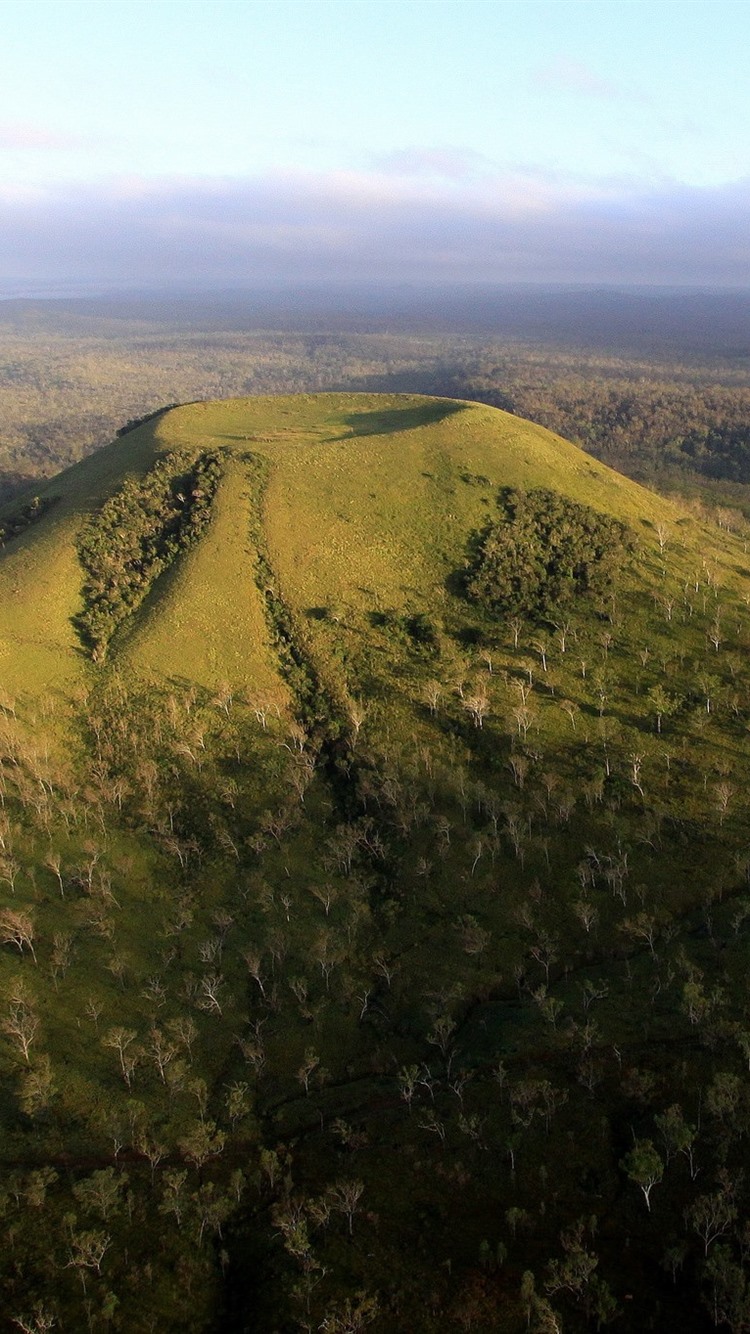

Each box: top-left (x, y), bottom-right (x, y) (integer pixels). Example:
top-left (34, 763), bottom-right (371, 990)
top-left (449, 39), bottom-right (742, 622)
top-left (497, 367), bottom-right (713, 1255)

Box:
top-left (1, 394), bottom-right (750, 1333)
top-left (0, 391), bottom-right (692, 694)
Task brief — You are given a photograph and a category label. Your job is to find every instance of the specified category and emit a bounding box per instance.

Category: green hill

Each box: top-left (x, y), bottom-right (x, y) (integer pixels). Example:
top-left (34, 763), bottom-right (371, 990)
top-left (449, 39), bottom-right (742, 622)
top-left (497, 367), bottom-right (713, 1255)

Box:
top-left (1, 394), bottom-right (749, 1333)
top-left (0, 391), bottom-right (700, 692)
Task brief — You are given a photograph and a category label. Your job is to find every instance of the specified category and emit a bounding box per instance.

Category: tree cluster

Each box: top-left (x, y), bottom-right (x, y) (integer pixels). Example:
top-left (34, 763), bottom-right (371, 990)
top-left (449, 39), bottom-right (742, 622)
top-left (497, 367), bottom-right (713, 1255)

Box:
top-left (74, 449), bottom-right (222, 658)
top-left (0, 494), bottom-right (57, 548)
top-left (464, 487), bottom-right (631, 619)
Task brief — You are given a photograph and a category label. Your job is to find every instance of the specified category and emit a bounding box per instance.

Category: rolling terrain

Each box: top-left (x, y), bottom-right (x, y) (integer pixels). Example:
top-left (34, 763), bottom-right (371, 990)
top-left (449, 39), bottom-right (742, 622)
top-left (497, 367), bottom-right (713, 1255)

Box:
top-left (1, 394), bottom-right (750, 1332)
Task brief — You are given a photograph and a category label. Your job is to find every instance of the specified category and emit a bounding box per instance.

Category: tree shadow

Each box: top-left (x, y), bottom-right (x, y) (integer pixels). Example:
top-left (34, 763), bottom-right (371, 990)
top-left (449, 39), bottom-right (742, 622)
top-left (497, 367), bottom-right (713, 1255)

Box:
top-left (336, 400), bottom-right (466, 439)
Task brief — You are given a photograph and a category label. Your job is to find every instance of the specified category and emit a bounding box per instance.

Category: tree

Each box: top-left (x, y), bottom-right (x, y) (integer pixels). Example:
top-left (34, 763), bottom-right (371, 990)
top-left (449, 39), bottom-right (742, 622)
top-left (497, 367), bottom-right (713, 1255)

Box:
top-left (12, 1305), bottom-right (57, 1334)
top-left (179, 1118), bottom-right (226, 1172)
top-left (0, 909), bottom-right (36, 962)
top-left (687, 1181), bottom-right (738, 1256)
top-left (654, 1103), bottom-right (698, 1176)
top-left (73, 1167), bottom-right (127, 1222)
top-left (648, 685), bottom-right (676, 735)
top-left (66, 1229), bottom-right (111, 1292)
top-left (423, 680), bottom-right (442, 715)
top-left (319, 1291), bottom-right (378, 1333)
top-left (621, 1139), bottom-right (664, 1210)
top-left (102, 1027), bottom-right (138, 1086)
top-left (159, 1169), bottom-right (188, 1227)
top-left (297, 1047), bottom-right (320, 1095)
top-left (464, 689), bottom-right (490, 728)
top-left (329, 1178), bottom-right (365, 1235)
top-left (347, 697), bottom-right (367, 745)
top-left (397, 1065), bottom-right (420, 1113)
top-left (2, 983), bottom-right (40, 1063)
top-left (704, 1244), bottom-right (750, 1333)
top-left (544, 1219), bottom-right (598, 1297)
top-left (621, 912), bottom-right (660, 961)
top-left (192, 1181), bottom-right (232, 1246)
top-left (19, 1053), bottom-right (55, 1116)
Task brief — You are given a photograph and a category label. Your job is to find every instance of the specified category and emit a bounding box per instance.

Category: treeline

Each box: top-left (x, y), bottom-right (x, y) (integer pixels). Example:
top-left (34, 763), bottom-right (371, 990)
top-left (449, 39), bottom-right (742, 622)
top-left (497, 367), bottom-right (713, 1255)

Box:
top-left (441, 359), bottom-right (750, 488)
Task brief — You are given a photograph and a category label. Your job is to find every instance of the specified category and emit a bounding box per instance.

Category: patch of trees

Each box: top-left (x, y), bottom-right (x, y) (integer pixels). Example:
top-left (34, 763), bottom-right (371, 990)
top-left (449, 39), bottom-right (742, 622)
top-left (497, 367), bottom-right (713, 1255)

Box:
top-left (75, 449), bottom-right (222, 658)
top-left (464, 487), bottom-right (631, 619)
top-left (115, 403), bottom-right (180, 437)
top-left (0, 493), bottom-right (58, 546)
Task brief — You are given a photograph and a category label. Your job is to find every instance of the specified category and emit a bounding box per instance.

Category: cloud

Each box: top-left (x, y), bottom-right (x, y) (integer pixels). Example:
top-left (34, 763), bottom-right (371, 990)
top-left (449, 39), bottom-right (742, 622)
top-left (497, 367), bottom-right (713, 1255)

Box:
top-left (0, 166), bottom-right (749, 292)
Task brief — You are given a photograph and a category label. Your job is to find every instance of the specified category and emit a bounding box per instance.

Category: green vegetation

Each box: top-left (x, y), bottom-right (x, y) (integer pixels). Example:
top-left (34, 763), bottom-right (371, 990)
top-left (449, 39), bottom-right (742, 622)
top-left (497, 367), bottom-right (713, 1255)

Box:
top-left (465, 486), bottom-right (631, 618)
top-left (1, 393), bottom-right (750, 1331)
top-left (0, 493), bottom-right (58, 546)
top-left (75, 449), bottom-right (222, 658)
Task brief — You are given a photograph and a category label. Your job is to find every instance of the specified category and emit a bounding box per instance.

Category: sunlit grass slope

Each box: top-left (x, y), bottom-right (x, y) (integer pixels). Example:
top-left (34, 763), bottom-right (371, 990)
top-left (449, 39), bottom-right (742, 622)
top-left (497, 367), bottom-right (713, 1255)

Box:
top-left (0, 391), bottom-right (737, 701)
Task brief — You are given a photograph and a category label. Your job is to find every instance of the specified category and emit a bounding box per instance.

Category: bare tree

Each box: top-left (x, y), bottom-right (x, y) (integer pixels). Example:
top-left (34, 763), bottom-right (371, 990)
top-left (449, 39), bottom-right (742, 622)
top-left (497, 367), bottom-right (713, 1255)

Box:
top-left (297, 1046), bottom-right (320, 1095)
top-left (148, 1028), bottom-right (179, 1083)
top-left (0, 909), bottom-right (36, 963)
top-left (464, 690), bottom-right (490, 729)
top-left (66, 1230), bottom-right (111, 1291)
top-left (102, 1027), bottom-right (138, 1085)
top-left (12, 1304), bottom-right (57, 1334)
top-left (347, 698), bottom-right (367, 745)
top-left (423, 680), bottom-right (442, 716)
top-left (328, 1178), bottom-right (364, 1235)
top-left (43, 853), bottom-right (65, 898)
top-left (197, 973), bottom-right (223, 1016)
top-left (1, 983), bottom-right (40, 1063)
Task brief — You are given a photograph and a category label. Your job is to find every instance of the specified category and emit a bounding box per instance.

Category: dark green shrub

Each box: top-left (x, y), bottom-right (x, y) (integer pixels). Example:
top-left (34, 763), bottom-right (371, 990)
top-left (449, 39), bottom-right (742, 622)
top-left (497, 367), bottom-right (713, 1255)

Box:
top-left (75, 449), bottom-right (222, 658)
top-left (465, 486), bottom-right (632, 619)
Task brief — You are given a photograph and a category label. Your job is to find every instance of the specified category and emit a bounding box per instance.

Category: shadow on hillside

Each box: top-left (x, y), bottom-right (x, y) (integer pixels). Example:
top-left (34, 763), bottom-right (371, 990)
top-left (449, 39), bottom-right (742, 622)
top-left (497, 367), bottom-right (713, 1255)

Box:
top-left (0, 470), bottom-right (45, 507)
top-left (337, 400), bottom-right (465, 439)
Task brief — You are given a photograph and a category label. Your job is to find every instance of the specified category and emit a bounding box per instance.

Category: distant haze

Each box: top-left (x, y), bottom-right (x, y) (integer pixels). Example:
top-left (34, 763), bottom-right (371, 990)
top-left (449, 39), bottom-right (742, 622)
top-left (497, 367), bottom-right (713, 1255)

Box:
top-left (5, 289), bottom-right (750, 364)
top-left (1, 0), bottom-right (749, 294)
top-left (1, 170), bottom-right (750, 296)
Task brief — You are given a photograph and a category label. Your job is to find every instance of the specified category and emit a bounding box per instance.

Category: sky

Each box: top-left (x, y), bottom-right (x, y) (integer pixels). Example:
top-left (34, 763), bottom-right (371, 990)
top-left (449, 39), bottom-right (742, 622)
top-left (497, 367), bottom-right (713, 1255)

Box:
top-left (0, 0), bottom-right (749, 294)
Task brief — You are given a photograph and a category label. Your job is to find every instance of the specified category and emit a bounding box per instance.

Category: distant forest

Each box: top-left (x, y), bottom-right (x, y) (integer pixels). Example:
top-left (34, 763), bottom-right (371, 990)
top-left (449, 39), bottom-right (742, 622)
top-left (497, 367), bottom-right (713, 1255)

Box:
top-left (3, 289), bottom-right (750, 512)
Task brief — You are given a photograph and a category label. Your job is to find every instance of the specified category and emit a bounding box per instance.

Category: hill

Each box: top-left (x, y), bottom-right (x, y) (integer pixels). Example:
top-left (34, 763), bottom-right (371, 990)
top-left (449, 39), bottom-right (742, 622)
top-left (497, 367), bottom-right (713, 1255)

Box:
top-left (0, 394), bottom-right (749, 1332)
top-left (0, 391), bottom-right (683, 693)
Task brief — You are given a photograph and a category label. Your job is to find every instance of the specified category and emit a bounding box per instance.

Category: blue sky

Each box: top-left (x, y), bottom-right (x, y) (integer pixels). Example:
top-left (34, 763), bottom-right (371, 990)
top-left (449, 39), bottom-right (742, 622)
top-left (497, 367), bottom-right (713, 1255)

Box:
top-left (0, 0), bottom-right (749, 291)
